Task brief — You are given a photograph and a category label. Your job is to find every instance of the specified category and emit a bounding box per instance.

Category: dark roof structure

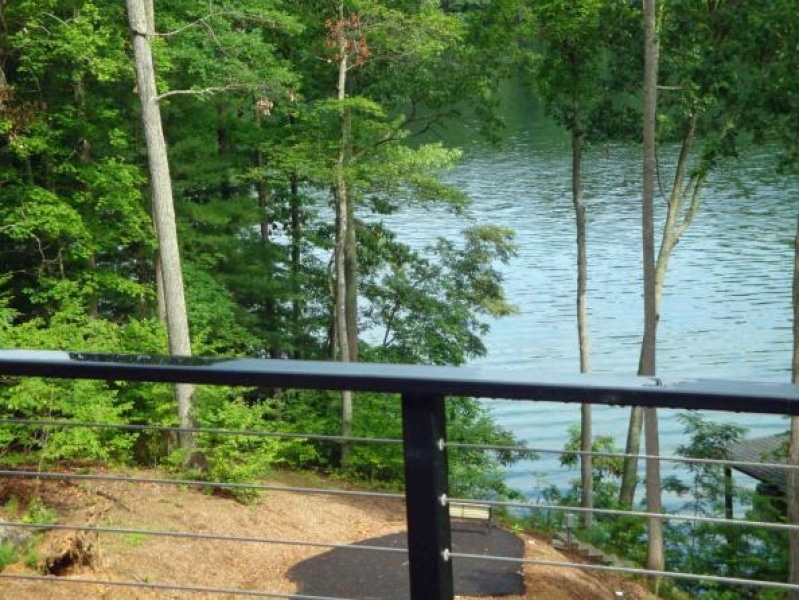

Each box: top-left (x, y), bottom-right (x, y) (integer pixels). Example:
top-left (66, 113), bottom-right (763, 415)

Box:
top-left (726, 433), bottom-right (789, 491)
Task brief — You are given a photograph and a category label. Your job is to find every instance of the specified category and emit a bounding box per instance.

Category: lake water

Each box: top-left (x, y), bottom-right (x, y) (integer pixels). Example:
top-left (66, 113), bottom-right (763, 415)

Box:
top-left (378, 88), bottom-right (799, 501)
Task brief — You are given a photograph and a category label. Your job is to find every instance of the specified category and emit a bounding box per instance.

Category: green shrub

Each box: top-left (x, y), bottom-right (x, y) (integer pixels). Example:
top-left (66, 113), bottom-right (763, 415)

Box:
top-left (0, 542), bottom-right (17, 568)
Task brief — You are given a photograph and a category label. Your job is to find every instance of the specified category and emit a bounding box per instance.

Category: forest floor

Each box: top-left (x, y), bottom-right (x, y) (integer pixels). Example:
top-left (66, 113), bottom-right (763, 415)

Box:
top-left (0, 468), bottom-right (657, 599)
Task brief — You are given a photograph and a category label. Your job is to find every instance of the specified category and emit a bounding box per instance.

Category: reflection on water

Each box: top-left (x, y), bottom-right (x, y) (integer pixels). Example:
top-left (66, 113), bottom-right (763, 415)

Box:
top-left (378, 91), bottom-right (798, 499)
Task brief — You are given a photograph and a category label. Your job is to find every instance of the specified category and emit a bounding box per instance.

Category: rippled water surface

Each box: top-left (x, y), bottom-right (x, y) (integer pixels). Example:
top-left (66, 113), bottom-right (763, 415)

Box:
top-left (376, 93), bottom-right (798, 498)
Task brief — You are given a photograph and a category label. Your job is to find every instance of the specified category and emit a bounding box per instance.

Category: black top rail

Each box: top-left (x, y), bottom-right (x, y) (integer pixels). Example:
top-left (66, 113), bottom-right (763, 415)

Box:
top-left (0, 349), bottom-right (797, 414)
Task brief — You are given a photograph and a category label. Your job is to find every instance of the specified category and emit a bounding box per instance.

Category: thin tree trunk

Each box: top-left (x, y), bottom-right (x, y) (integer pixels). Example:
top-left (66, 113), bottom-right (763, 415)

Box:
top-left (335, 174), bottom-right (353, 467)
top-left (126, 0), bottom-right (197, 455)
top-left (344, 170), bottom-right (358, 363)
top-left (254, 102), bottom-right (270, 241)
top-left (572, 126), bottom-right (593, 528)
top-left (788, 213), bottom-right (799, 600)
top-left (792, 212), bottom-right (798, 384)
top-left (251, 102), bottom-right (279, 357)
top-left (641, 0), bottom-right (664, 575)
top-left (620, 119), bottom-right (700, 507)
top-left (290, 172), bottom-right (302, 358)
top-left (644, 405), bottom-right (664, 573)
top-left (333, 6), bottom-right (355, 467)
top-left (620, 408), bottom-right (643, 507)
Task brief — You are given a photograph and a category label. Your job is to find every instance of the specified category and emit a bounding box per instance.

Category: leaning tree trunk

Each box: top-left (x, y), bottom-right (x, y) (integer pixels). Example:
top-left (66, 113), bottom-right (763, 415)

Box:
top-left (788, 213), bottom-right (799, 600)
top-left (126, 0), bottom-right (197, 455)
top-left (572, 125), bottom-right (593, 528)
top-left (620, 109), bottom-right (699, 505)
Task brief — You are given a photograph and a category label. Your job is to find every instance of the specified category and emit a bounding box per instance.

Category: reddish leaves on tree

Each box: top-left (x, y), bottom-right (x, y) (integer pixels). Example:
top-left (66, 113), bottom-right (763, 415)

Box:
top-left (325, 14), bottom-right (371, 66)
top-left (0, 85), bottom-right (39, 141)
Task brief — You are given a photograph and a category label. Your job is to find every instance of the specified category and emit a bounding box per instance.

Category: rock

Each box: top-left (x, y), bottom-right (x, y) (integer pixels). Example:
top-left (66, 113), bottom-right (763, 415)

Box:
top-left (0, 518), bottom-right (32, 552)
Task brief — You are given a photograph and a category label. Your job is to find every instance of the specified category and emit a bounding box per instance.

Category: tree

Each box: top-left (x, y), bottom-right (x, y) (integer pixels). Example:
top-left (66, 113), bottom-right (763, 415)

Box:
top-left (125, 0), bottom-right (197, 457)
top-left (327, 5), bottom-right (366, 467)
top-left (639, 0), bottom-right (663, 575)
top-left (758, 5), bottom-right (799, 595)
top-left (480, 0), bottom-right (638, 526)
top-left (529, 0), bottom-right (604, 530)
top-left (279, 0), bottom-right (486, 468)
top-left (0, 0), bottom-right (153, 322)
top-left (791, 212), bottom-right (799, 599)
top-left (619, 0), bottom-right (752, 508)
top-left (662, 414), bottom-right (752, 597)
top-left (749, 2), bottom-right (799, 593)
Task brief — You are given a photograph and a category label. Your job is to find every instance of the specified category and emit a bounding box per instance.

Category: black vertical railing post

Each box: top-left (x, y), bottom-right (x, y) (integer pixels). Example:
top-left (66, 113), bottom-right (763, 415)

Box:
top-left (401, 392), bottom-right (453, 600)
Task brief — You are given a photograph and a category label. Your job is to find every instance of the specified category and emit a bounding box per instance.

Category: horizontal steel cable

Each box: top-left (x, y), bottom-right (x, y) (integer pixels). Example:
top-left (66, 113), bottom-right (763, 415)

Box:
top-left (0, 573), bottom-right (354, 599)
top-left (1, 552), bottom-right (795, 597)
top-left (448, 551), bottom-right (799, 592)
top-left (0, 521), bottom-right (408, 555)
top-left (0, 469), bottom-right (404, 500)
top-left (0, 418), bottom-right (401, 445)
top-left (3, 417), bottom-right (791, 472)
top-left (0, 466), bottom-right (791, 532)
top-left (448, 441), bottom-right (799, 473)
top-left (447, 495), bottom-right (799, 532)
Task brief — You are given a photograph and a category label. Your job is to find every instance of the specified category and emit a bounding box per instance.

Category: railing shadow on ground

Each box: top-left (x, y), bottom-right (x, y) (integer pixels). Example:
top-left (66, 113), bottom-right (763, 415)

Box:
top-left (0, 350), bottom-right (796, 599)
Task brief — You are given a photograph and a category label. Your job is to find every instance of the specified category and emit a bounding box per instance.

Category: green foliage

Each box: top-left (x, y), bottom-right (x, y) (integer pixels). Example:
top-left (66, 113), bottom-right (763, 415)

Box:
top-left (23, 543), bottom-right (41, 571)
top-left (549, 426), bottom-right (648, 563)
top-left (265, 389), bottom-right (526, 500)
top-left (362, 224), bottom-right (516, 366)
top-left (552, 415), bottom-right (792, 598)
top-left (660, 414), bottom-right (791, 599)
top-left (560, 424), bottom-right (622, 492)
top-left (0, 0), bottom-right (524, 505)
top-left (121, 532), bottom-right (148, 548)
top-left (0, 307), bottom-right (152, 463)
top-left (664, 413), bottom-right (747, 516)
top-left (446, 398), bottom-right (526, 499)
top-left (0, 542), bottom-right (17, 568)
top-left (187, 387), bottom-right (285, 502)
top-left (22, 498), bottom-right (57, 526)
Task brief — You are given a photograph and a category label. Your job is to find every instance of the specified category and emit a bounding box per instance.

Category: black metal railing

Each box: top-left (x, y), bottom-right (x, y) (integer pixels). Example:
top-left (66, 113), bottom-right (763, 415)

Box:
top-left (0, 349), bottom-right (798, 599)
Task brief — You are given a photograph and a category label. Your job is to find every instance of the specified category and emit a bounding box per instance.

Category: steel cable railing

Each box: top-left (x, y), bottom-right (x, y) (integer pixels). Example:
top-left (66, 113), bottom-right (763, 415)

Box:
top-left (0, 460), bottom-right (406, 598)
top-left (0, 420), bottom-right (797, 595)
top-left (0, 459), bottom-right (796, 534)
top-left (0, 351), bottom-right (797, 599)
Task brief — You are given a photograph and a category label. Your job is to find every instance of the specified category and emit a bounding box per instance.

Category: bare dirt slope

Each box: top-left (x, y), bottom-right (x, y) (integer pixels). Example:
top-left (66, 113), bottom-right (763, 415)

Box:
top-left (0, 469), bottom-right (655, 599)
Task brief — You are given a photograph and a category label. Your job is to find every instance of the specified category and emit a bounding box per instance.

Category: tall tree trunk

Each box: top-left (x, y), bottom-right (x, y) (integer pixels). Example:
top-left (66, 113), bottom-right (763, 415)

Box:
top-left (344, 171), bottom-right (358, 363)
top-left (793, 214), bottom-right (799, 384)
top-left (126, 0), bottom-right (197, 455)
top-left (254, 101), bottom-right (270, 242)
top-left (290, 172), bottom-right (302, 358)
top-left (334, 173), bottom-right (353, 467)
top-left (251, 101), bottom-right (280, 357)
top-left (641, 0), bottom-right (664, 575)
top-left (572, 126), bottom-right (593, 528)
top-left (788, 213), bottom-right (799, 600)
top-left (620, 408), bottom-right (643, 507)
top-left (333, 5), bottom-right (356, 467)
